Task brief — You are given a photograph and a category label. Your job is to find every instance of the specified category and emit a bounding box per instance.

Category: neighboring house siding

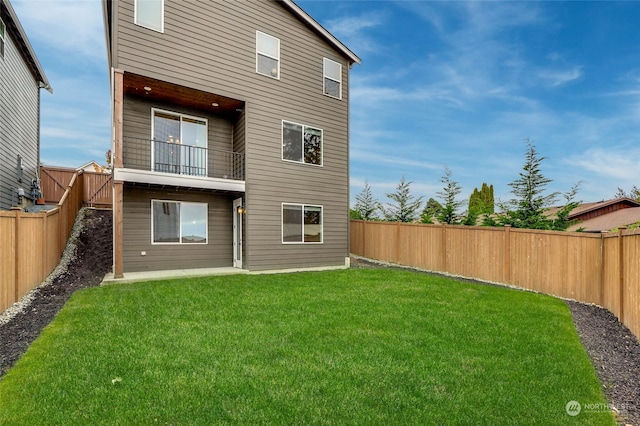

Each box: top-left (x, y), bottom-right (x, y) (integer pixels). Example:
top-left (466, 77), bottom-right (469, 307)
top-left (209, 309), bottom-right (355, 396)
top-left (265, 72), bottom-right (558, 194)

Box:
top-left (115, 0), bottom-right (350, 270)
top-left (122, 95), bottom-right (236, 176)
top-left (0, 22), bottom-right (40, 210)
top-left (122, 187), bottom-right (233, 272)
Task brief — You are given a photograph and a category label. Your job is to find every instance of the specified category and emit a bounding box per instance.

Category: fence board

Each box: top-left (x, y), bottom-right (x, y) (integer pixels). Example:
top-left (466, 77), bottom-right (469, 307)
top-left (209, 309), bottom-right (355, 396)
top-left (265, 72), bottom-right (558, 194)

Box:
top-left (0, 215), bottom-right (16, 312)
top-left (40, 166), bottom-right (112, 208)
top-left (0, 171), bottom-right (89, 313)
top-left (351, 220), bottom-right (639, 340)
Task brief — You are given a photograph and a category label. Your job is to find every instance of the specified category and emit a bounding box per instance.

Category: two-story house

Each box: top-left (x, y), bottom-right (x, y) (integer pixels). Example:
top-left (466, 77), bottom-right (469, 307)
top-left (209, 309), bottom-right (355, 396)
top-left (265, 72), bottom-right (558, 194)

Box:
top-left (0, 0), bottom-right (51, 210)
top-left (103, 0), bottom-right (360, 276)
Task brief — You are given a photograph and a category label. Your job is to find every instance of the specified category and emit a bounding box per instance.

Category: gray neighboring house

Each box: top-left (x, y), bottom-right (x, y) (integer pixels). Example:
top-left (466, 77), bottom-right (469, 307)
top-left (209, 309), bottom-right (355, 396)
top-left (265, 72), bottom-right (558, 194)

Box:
top-left (0, 0), bottom-right (51, 210)
top-left (103, 0), bottom-right (360, 276)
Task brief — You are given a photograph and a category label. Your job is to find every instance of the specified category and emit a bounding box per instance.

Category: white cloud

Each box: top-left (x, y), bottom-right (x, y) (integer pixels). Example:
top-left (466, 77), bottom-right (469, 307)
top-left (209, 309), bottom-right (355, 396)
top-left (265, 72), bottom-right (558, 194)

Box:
top-left (11, 0), bottom-right (105, 61)
top-left (325, 12), bottom-right (385, 53)
top-left (565, 148), bottom-right (640, 182)
top-left (537, 66), bottom-right (583, 88)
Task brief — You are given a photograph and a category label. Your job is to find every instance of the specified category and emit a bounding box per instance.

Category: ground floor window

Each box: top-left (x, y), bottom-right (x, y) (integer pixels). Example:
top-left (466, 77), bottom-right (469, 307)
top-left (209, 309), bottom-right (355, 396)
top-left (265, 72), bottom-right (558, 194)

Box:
top-left (152, 200), bottom-right (207, 244)
top-left (282, 203), bottom-right (323, 243)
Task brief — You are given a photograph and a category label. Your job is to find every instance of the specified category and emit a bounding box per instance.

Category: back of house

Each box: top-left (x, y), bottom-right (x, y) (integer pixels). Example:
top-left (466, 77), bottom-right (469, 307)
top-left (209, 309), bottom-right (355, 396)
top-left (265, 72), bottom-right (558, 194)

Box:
top-left (104, 0), bottom-right (360, 276)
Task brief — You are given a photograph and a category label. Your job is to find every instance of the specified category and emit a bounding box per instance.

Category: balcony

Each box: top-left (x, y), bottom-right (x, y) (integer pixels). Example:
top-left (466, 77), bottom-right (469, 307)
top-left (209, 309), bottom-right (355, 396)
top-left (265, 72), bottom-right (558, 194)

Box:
top-left (115, 138), bottom-right (245, 192)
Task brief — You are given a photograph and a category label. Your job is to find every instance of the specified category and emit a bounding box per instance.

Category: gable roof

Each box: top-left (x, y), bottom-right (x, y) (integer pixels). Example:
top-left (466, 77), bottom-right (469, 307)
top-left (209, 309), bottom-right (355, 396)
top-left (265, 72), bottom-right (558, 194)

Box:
top-left (568, 198), bottom-right (640, 220)
top-left (279, 0), bottom-right (361, 65)
top-left (567, 207), bottom-right (640, 232)
top-left (0, 0), bottom-right (52, 92)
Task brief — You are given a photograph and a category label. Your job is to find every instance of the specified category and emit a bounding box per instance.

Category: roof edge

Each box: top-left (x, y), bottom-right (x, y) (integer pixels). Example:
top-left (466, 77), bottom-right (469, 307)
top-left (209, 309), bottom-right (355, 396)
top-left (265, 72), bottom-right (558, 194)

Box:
top-left (569, 197), bottom-right (640, 219)
top-left (279, 0), bottom-right (361, 65)
top-left (2, 0), bottom-right (52, 92)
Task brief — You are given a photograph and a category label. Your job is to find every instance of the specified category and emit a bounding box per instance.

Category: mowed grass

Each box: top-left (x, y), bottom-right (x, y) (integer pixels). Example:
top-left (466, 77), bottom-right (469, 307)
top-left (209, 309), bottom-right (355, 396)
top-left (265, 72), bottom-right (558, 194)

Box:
top-left (0, 269), bottom-right (613, 425)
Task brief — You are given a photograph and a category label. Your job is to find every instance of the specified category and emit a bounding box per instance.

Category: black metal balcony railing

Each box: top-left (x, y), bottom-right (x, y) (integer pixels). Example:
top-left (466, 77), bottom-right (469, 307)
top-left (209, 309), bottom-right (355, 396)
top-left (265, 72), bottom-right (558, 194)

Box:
top-left (122, 138), bottom-right (245, 181)
top-left (153, 140), bottom-right (207, 177)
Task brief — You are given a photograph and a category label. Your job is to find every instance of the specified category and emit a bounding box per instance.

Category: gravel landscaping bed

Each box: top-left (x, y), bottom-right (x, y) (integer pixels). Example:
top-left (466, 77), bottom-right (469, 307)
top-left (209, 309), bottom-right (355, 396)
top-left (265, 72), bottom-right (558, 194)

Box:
top-left (0, 224), bottom-right (637, 424)
top-left (0, 208), bottom-right (112, 376)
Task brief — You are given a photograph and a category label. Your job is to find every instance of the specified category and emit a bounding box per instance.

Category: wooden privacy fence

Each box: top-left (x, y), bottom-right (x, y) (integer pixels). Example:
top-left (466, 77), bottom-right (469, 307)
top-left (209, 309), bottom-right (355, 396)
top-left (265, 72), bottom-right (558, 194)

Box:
top-left (351, 220), bottom-right (640, 340)
top-left (0, 174), bottom-right (84, 313)
top-left (40, 166), bottom-right (112, 208)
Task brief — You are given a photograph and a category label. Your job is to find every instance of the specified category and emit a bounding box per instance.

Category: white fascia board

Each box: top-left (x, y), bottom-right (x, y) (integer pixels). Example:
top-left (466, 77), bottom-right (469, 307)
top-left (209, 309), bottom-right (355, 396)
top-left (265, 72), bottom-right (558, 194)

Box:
top-left (280, 0), bottom-right (361, 65)
top-left (114, 168), bottom-right (245, 192)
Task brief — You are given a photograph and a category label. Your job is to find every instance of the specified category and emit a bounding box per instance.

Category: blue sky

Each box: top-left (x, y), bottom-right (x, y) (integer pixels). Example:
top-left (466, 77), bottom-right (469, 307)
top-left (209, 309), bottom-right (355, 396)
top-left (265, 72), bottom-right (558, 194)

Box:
top-left (12, 0), bottom-right (640, 209)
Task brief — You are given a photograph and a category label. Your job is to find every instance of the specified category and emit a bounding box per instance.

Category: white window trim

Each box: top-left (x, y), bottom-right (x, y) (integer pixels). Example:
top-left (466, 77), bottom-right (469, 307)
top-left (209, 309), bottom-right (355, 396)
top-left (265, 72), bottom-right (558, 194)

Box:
top-left (150, 108), bottom-right (208, 176)
top-left (256, 30), bottom-right (280, 80)
top-left (323, 57), bottom-right (342, 100)
top-left (151, 199), bottom-right (209, 245)
top-left (281, 203), bottom-right (324, 245)
top-left (281, 120), bottom-right (323, 167)
top-left (134, 0), bottom-right (165, 33)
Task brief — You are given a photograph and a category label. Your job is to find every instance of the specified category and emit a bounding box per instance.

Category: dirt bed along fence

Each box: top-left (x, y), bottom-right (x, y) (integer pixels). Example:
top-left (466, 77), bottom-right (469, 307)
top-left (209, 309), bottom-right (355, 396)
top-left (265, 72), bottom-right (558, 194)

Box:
top-left (0, 170), bottom-right (102, 313)
top-left (350, 220), bottom-right (640, 340)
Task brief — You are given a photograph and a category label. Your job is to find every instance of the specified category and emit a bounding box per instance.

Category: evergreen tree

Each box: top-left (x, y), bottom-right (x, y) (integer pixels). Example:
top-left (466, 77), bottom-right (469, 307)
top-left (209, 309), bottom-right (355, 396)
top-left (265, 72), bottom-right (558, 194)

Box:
top-left (468, 183), bottom-right (495, 218)
top-left (436, 166), bottom-right (463, 225)
top-left (496, 138), bottom-right (578, 231)
top-left (615, 186), bottom-right (640, 201)
top-left (384, 176), bottom-right (423, 222)
top-left (353, 181), bottom-right (381, 220)
top-left (420, 198), bottom-right (443, 224)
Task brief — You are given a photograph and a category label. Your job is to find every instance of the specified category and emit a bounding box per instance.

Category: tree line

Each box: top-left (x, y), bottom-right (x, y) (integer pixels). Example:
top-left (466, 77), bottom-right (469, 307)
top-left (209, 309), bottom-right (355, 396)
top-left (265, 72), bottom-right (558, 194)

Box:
top-left (351, 139), bottom-right (585, 231)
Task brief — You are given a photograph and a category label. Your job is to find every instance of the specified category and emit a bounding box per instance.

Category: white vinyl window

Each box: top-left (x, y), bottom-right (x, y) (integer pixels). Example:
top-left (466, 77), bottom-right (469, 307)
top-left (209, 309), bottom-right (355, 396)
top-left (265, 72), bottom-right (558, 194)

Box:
top-left (323, 58), bottom-right (342, 99)
top-left (282, 203), bottom-right (323, 244)
top-left (135, 0), bottom-right (164, 33)
top-left (0, 18), bottom-right (5, 58)
top-left (152, 200), bottom-right (208, 244)
top-left (256, 31), bottom-right (280, 79)
top-left (282, 121), bottom-right (322, 166)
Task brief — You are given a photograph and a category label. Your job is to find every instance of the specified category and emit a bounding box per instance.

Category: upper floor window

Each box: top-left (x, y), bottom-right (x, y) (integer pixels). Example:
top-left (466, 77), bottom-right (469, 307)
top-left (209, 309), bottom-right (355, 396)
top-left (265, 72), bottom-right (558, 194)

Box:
top-left (256, 31), bottom-right (280, 79)
top-left (135, 0), bottom-right (164, 33)
top-left (152, 200), bottom-right (208, 244)
top-left (282, 121), bottom-right (322, 166)
top-left (323, 58), bottom-right (342, 99)
top-left (152, 109), bottom-right (207, 176)
top-left (0, 18), bottom-right (6, 58)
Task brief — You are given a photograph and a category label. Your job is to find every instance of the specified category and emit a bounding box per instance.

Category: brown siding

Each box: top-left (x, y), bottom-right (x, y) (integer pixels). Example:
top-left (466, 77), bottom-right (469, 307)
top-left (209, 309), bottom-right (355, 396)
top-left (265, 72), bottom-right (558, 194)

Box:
top-left (122, 187), bottom-right (234, 272)
top-left (115, 0), bottom-right (351, 271)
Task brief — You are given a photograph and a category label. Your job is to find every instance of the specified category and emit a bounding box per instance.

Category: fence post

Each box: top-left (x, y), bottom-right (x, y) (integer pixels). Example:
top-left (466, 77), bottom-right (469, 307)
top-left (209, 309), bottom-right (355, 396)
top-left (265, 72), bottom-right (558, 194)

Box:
top-left (618, 226), bottom-right (626, 321)
top-left (361, 220), bottom-right (366, 258)
top-left (42, 212), bottom-right (48, 282)
top-left (599, 231), bottom-right (606, 306)
top-left (441, 224), bottom-right (447, 272)
top-left (11, 207), bottom-right (21, 304)
top-left (504, 225), bottom-right (511, 284)
top-left (396, 221), bottom-right (401, 264)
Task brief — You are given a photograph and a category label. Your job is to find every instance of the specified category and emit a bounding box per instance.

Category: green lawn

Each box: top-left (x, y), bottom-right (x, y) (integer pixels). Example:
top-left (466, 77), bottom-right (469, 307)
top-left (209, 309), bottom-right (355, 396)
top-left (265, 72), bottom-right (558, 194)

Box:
top-left (0, 269), bottom-right (613, 425)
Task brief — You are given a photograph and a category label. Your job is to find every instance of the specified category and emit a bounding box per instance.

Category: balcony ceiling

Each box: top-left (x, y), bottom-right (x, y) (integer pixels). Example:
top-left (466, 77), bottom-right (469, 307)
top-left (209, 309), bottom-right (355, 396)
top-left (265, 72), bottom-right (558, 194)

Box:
top-left (123, 73), bottom-right (245, 115)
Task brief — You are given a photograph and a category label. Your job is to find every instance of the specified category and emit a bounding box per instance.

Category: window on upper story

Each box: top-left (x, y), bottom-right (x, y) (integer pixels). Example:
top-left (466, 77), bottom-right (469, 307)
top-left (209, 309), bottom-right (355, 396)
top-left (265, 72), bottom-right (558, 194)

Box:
top-left (282, 203), bottom-right (323, 244)
top-left (152, 109), bottom-right (208, 176)
top-left (0, 18), bottom-right (6, 58)
top-left (256, 31), bottom-right (280, 79)
top-left (323, 58), bottom-right (342, 99)
top-left (282, 121), bottom-right (322, 166)
top-left (152, 200), bottom-right (208, 244)
top-left (135, 0), bottom-right (164, 33)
